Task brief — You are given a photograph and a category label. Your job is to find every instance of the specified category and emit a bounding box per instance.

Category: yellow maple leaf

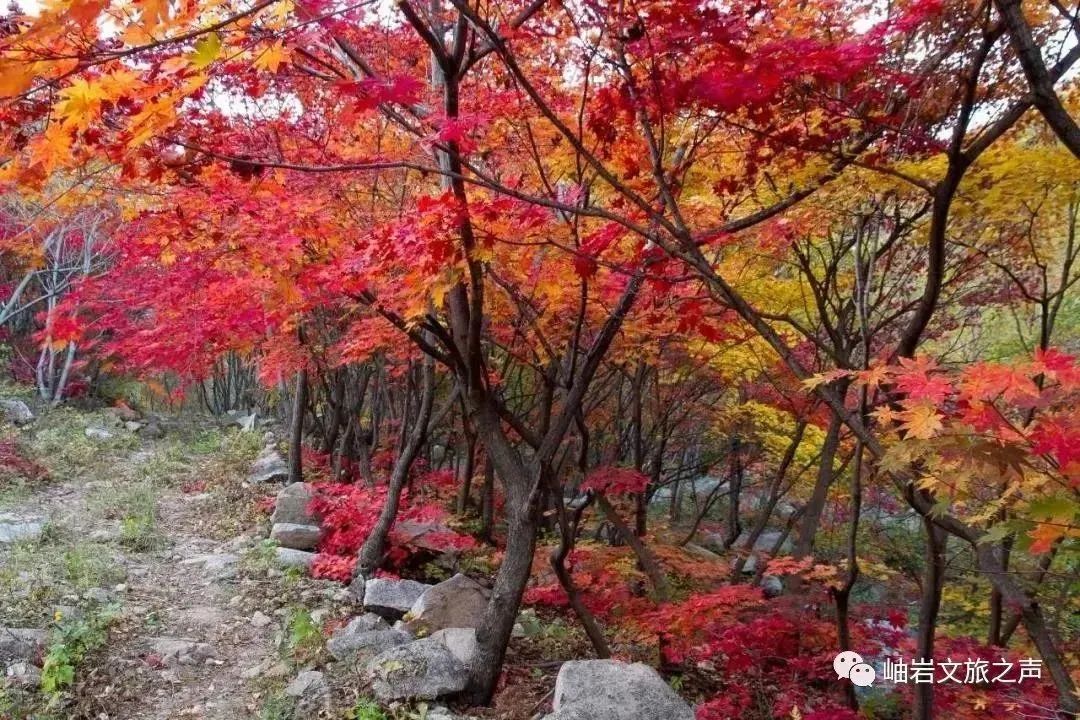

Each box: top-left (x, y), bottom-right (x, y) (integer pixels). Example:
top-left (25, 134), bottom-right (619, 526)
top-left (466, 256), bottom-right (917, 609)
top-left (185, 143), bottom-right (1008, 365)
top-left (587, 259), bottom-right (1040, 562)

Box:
top-left (899, 404), bottom-right (943, 439)
top-left (55, 77), bottom-right (108, 129)
top-left (253, 41), bottom-right (289, 73)
top-left (191, 32), bottom-right (222, 70)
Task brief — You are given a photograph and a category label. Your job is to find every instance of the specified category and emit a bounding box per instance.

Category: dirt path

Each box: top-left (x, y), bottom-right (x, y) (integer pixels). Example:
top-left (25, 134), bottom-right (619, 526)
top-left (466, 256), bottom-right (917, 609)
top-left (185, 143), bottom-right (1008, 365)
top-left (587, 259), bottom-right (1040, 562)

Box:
top-left (95, 483), bottom-right (279, 720)
top-left (1, 425), bottom-right (294, 720)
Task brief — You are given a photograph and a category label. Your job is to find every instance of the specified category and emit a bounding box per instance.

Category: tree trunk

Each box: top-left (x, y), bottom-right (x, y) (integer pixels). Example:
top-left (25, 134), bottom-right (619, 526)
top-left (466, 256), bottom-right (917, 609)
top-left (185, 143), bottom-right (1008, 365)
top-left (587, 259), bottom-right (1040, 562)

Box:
top-left (914, 519), bottom-right (947, 720)
top-left (356, 358), bottom-right (436, 577)
top-left (288, 368), bottom-right (308, 485)
top-left (596, 493), bottom-right (670, 601)
top-left (465, 473), bottom-right (542, 705)
top-left (480, 456), bottom-right (495, 543)
top-left (795, 412), bottom-right (842, 557)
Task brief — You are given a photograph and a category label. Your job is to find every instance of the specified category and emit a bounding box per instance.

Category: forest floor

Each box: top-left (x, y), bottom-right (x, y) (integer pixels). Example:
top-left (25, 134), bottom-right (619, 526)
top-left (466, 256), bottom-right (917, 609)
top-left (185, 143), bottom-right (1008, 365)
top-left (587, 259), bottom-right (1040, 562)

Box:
top-left (0, 401), bottom-right (572, 720)
top-left (0, 404), bottom-right (375, 720)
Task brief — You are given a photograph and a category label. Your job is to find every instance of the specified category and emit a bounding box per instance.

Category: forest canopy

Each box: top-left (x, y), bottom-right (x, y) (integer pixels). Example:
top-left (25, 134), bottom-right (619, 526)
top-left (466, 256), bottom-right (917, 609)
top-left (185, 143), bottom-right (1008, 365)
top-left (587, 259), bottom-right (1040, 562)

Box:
top-left (1, 0), bottom-right (1080, 718)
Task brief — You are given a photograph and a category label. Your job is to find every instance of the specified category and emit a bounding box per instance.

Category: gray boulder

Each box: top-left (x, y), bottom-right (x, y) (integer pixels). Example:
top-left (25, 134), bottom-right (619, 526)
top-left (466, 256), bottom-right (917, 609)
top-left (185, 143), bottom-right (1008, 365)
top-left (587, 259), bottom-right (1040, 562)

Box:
top-left (179, 553), bottom-right (240, 580)
top-left (4, 661), bottom-right (41, 689)
top-left (406, 573), bottom-right (490, 635)
top-left (0, 515), bottom-right (44, 545)
top-left (0, 399), bottom-right (33, 426)
top-left (146, 637), bottom-right (215, 666)
top-left (761, 574), bottom-right (784, 598)
top-left (428, 627), bottom-right (478, 668)
top-left (730, 530), bottom-right (792, 574)
top-left (270, 483), bottom-right (318, 526)
top-left (0, 628), bottom-right (46, 663)
top-left (249, 448), bottom-right (289, 484)
top-left (366, 637), bottom-right (469, 701)
top-left (285, 670), bottom-right (330, 714)
top-left (364, 577), bottom-right (430, 619)
top-left (270, 523), bottom-right (322, 551)
top-left (275, 547), bottom-right (316, 570)
top-left (544, 660), bottom-right (694, 720)
top-left (328, 625), bottom-right (411, 662)
top-left (137, 422), bottom-right (165, 439)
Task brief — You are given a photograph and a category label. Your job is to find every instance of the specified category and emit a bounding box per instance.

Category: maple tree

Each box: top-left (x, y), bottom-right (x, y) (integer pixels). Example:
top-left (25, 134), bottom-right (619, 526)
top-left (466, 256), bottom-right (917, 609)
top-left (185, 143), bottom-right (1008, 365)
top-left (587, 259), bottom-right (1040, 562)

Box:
top-left (3, 0), bottom-right (1080, 717)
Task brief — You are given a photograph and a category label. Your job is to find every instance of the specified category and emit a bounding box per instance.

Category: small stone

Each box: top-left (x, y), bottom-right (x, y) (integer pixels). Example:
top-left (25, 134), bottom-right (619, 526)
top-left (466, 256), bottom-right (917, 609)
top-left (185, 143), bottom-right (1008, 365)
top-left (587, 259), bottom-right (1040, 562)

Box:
top-left (250, 611), bottom-right (272, 629)
top-left (4, 661), bottom-right (41, 689)
top-left (85, 588), bottom-right (111, 604)
top-left (180, 553), bottom-right (240, 579)
top-left (138, 422), bottom-right (166, 440)
top-left (89, 527), bottom-right (120, 542)
top-left (84, 426), bottom-right (114, 441)
top-left (147, 637), bottom-right (215, 667)
top-left (545, 660), bottom-right (694, 720)
top-left (761, 575), bottom-right (784, 598)
top-left (428, 627), bottom-right (479, 668)
top-left (0, 628), bottom-right (47, 663)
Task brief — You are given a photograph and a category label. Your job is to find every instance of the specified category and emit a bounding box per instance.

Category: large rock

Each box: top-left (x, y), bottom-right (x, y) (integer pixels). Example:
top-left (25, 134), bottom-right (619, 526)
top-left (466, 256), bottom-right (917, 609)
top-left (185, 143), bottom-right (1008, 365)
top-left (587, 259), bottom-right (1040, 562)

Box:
top-left (249, 448), bottom-right (289, 484)
top-left (406, 574), bottom-right (490, 635)
top-left (270, 523), bottom-right (322, 551)
top-left (543, 660), bottom-right (694, 720)
top-left (270, 483), bottom-right (318, 526)
top-left (366, 637), bottom-right (469, 701)
top-left (0, 628), bottom-right (46, 663)
top-left (275, 547), bottom-right (316, 570)
top-left (0, 399), bottom-right (33, 426)
top-left (363, 577), bottom-right (430, 619)
top-left (0, 514), bottom-right (44, 545)
top-left (428, 627), bottom-right (478, 668)
top-left (729, 530), bottom-right (792, 574)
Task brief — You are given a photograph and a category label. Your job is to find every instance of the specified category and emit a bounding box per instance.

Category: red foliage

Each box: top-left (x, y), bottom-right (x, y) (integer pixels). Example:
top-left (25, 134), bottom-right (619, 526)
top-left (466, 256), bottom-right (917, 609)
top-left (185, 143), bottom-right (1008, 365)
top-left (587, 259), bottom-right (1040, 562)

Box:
top-left (305, 478), bottom-right (476, 581)
top-left (581, 466), bottom-right (650, 495)
top-left (0, 437), bottom-right (47, 482)
top-left (311, 554), bottom-right (355, 582)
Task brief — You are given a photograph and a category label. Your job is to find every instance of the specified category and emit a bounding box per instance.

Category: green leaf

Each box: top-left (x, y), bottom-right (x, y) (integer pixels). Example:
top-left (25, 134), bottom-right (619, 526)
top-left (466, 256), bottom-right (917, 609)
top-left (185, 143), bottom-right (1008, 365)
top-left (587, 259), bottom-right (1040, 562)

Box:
top-left (191, 32), bottom-right (222, 69)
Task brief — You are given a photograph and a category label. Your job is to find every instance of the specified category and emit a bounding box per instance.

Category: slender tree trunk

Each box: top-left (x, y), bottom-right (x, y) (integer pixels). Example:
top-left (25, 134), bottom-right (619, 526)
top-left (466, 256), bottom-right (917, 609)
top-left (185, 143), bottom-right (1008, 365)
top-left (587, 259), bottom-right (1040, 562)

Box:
top-left (723, 436), bottom-right (743, 549)
top-left (596, 493), bottom-right (670, 601)
top-left (548, 485), bottom-right (610, 658)
top-left (834, 439), bottom-right (864, 712)
top-left (795, 412), bottom-right (843, 557)
top-left (288, 368), bottom-right (308, 485)
top-left (356, 358), bottom-right (436, 577)
top-left (732, 421), bottom-right (806, 575)
top-left (914, 519), bottom-right (947, 720)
